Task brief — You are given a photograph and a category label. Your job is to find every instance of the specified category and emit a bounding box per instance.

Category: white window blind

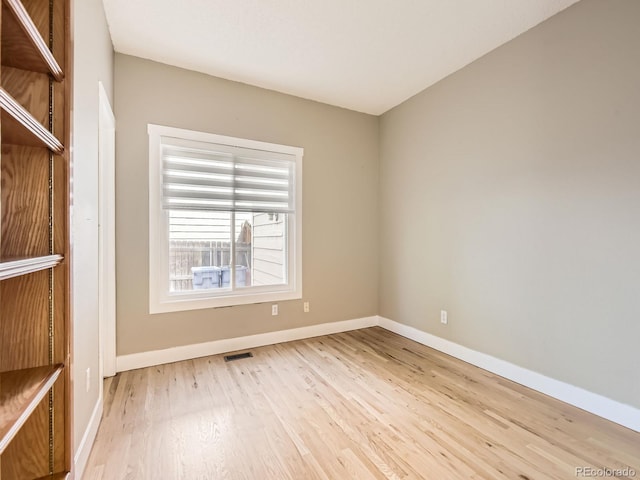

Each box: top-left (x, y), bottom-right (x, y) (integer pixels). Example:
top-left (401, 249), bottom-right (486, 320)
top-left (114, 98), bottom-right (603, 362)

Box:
top-left (161, 139), bottom-right (296, 213)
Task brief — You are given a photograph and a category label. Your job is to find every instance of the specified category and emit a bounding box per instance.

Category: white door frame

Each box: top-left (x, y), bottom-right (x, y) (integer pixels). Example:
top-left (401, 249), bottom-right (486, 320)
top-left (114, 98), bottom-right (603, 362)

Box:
top-left (98, 82), bottom-right (116, 378)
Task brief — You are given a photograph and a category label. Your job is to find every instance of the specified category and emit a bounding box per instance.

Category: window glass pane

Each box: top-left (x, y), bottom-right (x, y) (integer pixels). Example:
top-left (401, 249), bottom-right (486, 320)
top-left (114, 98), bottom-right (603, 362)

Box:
top-left (167, 210), bottom-right (287, 292)
top-left (247, 213), bottom-right (288, 288)
top-left (168, 210), bottom-right (232, 292)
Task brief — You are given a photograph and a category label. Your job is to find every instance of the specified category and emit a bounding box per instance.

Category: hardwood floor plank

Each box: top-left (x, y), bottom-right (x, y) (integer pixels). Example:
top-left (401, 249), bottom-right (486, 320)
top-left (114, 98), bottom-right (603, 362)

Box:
top-left (84, 328), bottom-right (640, 479)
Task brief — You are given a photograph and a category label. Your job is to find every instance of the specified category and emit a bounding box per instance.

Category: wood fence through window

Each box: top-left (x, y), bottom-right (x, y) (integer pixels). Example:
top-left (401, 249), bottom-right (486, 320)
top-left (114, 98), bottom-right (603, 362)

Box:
top-left (169, 240), bottom-right (251, 291)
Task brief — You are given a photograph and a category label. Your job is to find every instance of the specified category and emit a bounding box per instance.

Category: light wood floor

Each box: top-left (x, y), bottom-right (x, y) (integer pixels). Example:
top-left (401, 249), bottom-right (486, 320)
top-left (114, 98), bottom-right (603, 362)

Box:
top-left (83, 327), bottom-right (640, 479)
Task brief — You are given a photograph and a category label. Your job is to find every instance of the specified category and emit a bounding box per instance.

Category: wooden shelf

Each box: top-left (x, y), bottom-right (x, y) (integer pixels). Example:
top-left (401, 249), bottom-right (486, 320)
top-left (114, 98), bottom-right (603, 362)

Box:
top-left (0, 364), bottom-right (63, 454)
top-left (0, 87), bottom-right (63, 153)
top-left (35, 473), bottom-right (70, 480)
top-left (0, 254), bottom-right (63, 281)
top-left (1, 0), bottom-right (64, 81)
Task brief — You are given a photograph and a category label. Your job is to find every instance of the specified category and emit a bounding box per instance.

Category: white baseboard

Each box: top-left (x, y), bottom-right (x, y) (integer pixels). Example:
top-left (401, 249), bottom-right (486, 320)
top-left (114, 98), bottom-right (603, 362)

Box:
top-left (377, 316), bottom-right (640, 433)
top-left (116, 316), bottom-right (378, 372)
top-left (74, 396), bottom-right (103, 479)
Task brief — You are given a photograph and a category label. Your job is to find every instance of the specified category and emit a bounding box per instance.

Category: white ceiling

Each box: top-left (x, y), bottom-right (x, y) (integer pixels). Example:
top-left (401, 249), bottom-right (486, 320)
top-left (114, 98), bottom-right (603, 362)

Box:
top-left (102, 0), bottom-right (579, 115)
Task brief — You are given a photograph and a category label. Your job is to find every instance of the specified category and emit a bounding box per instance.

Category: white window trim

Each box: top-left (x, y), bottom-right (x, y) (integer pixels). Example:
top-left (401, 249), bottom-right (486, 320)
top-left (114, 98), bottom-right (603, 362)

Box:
top-left (148, 124), bottom-right (303, 314)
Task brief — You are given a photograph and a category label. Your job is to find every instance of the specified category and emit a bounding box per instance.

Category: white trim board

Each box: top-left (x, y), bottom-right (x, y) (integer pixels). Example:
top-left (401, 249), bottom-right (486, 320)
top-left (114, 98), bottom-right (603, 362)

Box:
top-left (98, 81), bottom-right (117, 378)
top-left (114, 314), bottom-right (639, 433)
top-left (74, 397), bottom-right (103, 479)
top-left (116, 316), bottom-right (378, 372)
top-left (377, 316), bottom-right (640, 433)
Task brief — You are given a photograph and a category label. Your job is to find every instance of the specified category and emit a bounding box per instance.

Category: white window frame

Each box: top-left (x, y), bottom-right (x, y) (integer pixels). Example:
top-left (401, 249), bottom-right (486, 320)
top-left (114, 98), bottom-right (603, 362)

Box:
top-left (148, 124), bottom-right (303, 313)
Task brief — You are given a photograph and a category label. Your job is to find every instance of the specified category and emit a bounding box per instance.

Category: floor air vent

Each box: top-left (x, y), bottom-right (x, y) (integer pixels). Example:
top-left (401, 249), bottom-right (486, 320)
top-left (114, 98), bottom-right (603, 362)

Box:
top-left (224, 352), bottom-right (253, 362)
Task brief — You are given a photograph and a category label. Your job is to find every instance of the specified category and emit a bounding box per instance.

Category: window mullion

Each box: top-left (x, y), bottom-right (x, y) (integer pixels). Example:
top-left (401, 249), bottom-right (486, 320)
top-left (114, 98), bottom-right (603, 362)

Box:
top-left (230, 154), bottom-right (237, 290)
top-left (230, 210), bottom-right (236, 290)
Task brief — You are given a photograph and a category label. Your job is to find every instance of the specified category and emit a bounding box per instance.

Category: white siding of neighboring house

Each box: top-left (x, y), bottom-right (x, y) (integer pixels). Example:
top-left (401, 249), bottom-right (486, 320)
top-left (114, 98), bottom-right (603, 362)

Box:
top-left (169, 210), bottom-right (232, 241)
top-left (252, 213), bottom-right (286, 285)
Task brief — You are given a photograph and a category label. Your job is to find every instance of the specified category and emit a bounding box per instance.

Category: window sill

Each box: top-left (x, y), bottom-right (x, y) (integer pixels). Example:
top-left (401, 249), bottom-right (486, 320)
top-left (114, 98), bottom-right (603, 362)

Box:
top-left (149, 288), bottom-right (302, 314)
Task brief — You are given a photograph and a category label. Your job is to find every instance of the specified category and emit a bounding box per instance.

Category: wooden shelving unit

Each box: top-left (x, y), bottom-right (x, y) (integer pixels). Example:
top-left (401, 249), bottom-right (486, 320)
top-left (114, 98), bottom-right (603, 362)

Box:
top-left (0, 0), bottom-right (71, 478)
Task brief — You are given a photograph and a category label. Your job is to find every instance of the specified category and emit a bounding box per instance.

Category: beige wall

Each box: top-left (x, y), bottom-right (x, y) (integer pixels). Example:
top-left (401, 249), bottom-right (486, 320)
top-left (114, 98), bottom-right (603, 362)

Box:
top-left (380, 0), bottom-right (640, 409)
top-left (114, 54), bottom-right (379, 355)
top-left (73, 0), bottom-right (114, 451)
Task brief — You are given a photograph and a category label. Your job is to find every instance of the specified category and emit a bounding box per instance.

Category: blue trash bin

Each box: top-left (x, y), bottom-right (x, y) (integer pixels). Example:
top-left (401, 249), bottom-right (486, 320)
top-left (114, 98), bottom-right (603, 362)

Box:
top-left (220, 265), bottom-right (247, 287)
top-left (191, 266), bottom-right (221, 289)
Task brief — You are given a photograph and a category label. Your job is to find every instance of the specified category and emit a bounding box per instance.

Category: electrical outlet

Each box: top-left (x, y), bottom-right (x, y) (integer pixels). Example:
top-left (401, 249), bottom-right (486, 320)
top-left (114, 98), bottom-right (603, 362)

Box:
top-left (272, 304), bottom-right (278, 316)
top-left (303, 302), bottom-right (310, 313)
top-left (85, 368), bottom-right (91, 392)
top-left (440, 310), bottom-right (448, 325)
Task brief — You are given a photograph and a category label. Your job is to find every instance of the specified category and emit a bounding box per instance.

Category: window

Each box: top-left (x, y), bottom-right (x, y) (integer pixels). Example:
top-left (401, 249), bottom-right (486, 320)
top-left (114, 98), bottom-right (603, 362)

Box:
top-left (148, 124), bottom-right (302, 313)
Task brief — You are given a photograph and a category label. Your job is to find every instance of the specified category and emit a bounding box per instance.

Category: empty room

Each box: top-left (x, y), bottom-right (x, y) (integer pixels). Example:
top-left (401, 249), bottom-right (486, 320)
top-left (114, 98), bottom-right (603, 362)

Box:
top-left (0, 0), bottom-right (638, 479)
